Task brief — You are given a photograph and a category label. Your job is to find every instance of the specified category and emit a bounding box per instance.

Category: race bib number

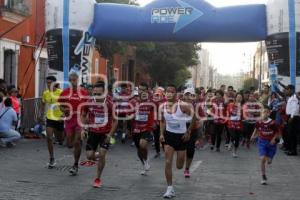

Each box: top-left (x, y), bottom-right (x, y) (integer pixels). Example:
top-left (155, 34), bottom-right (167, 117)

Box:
top-left (95, 115), bottom-right (107, 124)
top-left (230, 116), bottom-right (240, 121)
top-left (136, 114), bottom-right (148, 122)
top-left (168, 122), bottom-right (180, 129)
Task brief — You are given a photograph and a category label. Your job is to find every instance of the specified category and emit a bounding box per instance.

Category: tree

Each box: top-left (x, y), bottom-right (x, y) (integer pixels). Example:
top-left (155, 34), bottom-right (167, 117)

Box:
top-left (243, 78), bottom-right (259, 91)
top-left (135, 42), bottom-right (199, 87)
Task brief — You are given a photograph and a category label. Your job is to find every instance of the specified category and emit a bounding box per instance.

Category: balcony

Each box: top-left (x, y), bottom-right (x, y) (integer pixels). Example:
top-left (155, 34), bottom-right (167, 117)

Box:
top-left (1, 0), bottom-right (31, 23)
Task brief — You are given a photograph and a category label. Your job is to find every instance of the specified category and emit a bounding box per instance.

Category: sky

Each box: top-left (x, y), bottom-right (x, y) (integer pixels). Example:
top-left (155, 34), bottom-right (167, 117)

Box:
top-left (137, 0), bottom-right (268, 75)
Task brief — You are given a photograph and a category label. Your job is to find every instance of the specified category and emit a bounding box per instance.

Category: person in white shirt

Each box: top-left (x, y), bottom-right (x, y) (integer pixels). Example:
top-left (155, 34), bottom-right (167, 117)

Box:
top-left (285, 85), bottom-right (300, 156)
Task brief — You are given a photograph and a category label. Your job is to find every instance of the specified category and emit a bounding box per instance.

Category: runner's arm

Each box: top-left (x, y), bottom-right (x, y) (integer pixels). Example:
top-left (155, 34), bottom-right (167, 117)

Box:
top-left (108, 119), bottom-right (118, 138)
top-left (250, 128), bottom-right (258, 141)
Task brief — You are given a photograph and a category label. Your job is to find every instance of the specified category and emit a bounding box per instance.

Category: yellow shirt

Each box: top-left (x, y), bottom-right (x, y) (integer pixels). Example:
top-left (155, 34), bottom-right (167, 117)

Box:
top-left (42, 89), bottom-right (63, 121)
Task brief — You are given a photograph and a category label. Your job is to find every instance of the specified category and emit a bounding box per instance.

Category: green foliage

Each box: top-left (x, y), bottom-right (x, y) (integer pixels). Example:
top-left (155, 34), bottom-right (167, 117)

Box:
top-left (243, 78), bottom-right (259, 91)
top-left (174, 68), bottom-right (192, 87)
top-left (135, 42), bottom-right (199, 87)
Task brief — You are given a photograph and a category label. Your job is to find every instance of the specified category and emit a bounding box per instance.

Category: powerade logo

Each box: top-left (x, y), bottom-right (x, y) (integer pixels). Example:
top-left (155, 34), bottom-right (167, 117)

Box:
top-left (74, 31), bottom-right (95, 85)
top-left (150, 0), bottom-right (204, 33)
top-left (151, 7), bottom-right (194, 24)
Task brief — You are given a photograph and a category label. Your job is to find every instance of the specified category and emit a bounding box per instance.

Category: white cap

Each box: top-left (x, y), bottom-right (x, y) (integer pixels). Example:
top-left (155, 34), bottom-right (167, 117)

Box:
top-left (184, 88), bottom-right (195, 95)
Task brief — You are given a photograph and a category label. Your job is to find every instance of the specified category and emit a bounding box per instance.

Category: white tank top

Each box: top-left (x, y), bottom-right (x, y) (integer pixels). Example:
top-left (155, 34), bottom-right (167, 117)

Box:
top-left (163, 101), bottom-right (192, 134)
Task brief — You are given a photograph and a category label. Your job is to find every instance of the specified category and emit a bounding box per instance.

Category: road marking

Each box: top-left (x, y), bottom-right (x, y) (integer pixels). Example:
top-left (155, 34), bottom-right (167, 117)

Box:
top-left (190, 160), bottom-right (203, 173)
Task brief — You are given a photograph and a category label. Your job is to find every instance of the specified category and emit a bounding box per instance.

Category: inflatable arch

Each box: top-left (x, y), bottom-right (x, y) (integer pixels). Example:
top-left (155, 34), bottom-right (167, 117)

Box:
top-left (45, 0), bottom-right (300, 89)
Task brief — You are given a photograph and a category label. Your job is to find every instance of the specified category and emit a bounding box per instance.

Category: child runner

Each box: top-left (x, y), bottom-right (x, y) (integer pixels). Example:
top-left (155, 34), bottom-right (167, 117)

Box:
top-left (250, 105), bottom-right (281, 185)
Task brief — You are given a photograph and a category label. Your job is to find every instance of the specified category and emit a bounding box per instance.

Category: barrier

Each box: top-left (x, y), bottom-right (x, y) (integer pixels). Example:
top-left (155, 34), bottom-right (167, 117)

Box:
top-left (20, 98), bottom-right (43, 133)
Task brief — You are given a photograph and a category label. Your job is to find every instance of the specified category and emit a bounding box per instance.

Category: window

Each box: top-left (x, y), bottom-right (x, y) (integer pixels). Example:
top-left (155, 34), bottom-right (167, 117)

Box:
top-left (4, 0), bottom-right (31, 16)
top-left (4, 50), bottom-right (17, 86)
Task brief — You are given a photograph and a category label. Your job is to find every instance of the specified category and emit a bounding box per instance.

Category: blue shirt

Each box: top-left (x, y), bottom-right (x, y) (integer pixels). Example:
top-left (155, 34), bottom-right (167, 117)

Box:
top-left (0, 107), bottom-right (18, 132)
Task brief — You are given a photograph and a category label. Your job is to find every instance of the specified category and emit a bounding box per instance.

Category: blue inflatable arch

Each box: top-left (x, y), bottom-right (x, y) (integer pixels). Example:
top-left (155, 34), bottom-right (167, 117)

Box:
top-left (91, 0), bottom-right (267, 42)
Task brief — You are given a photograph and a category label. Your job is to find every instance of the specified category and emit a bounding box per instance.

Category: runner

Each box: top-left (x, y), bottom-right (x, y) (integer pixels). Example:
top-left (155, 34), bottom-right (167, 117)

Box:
top-left (152, 87), bottom-right (165, 158)
top-left (182, 88), bottom-right (201, 178)
top-left (40, 76), bottom-right (64, 168)
top-left (243, 93), bottom-right (261, 149)
top-left (114, 83), bottom-right (132, 144)
top-left (131, 82), bottom-right (155, 175)
top-left (211, 90), bottom-right (226, 152)
top-left (82, 81), bottom-right (118, 187)
top-left (160, 84), bottom-right (194, 198)
top-left (250, 105), bottom-right (281, 185)
top-left (227, 93), bottom-right (243, 158)
top-left (58, 72), bottom-right (89, 176)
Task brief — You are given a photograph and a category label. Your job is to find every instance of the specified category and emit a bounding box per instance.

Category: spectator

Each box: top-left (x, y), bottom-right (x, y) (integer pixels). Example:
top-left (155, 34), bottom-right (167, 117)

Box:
top-left (259, 85), bottom-right (270, 105)
top-left (285, 85), bottom-right (300, 156)
top-left (0, 98), bottom-right (21, 147)
top-left (268, 92), bottom-right (280, 120)
top-left (8, 86), bottom-right (21, 116)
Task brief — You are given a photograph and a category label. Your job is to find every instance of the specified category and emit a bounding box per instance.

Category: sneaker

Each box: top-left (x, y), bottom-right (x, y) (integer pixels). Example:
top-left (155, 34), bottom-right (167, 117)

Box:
top-left (184, 170), bottom-right (190, 178)
top-left (121, 133), bottom-right (126, 144)
top-left (224, 143), bottom-right (229, 148)
top-left (210, 145), bottom-right (214, 151)
top-left (47, 158), bottom-right (56, 169)
top-left (144, 160), bottom-right (151, 171)
top-left (232, 152), bottom-right (238, 158)
top-left (140, 165), bottom-right (147, 176)
top-left (261, 175), bottom-right (267, 185)
top-left (163, 186), bottom-right (175, 198)
top-left (216, 148), bottom-right (220, 152)
top-left (69, 165), bottom-right (79, 176)
top-left (93, 178), bottom-right (102, 188)
top-left (227, 144), bottom-right (232, 151)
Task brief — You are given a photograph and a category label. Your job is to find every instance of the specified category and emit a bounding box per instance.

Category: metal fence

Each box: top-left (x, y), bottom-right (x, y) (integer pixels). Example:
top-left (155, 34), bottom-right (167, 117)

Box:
top-left (20, 98), bottom-right (43, 133)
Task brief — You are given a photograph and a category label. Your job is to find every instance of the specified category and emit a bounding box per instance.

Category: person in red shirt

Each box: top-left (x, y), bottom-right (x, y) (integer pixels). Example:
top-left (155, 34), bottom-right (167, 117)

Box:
top-left (251, 105), bottom-right (281, 185)
top-left (152, 87), bottom-right (165, 158)
top-left (130, 82), bottom-right (155, 176)
top-left (227, 93), bottom-right (243, 158)
top-left (211, 90), bottom-right (226, 152)
top-left (243, 93), bottom-right (262, 149)
top-left (58, 72), bottom-right (89, 176)
top-left (114, 83), bottom-right (134, 143)
top-left (82, 81), bottom-right (118, 188)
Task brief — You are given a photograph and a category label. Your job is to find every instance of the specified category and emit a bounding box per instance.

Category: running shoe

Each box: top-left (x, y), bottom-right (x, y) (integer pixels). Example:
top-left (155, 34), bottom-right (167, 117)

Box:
top-left (232, 152), bottom-right (238, 158)
top-left (140, 165), bottom-right (147, 176)
top-left (261, 175), bottom-right (267, 185)
top-left (93, 178), bottom-right (102, 188)
top-left (163, 186), bottom-right (175, 198)
top-left (184, 170), bottom-right (190, 178)
top-left (47, 158), bottom-right (56, 169)
top-left (144, 160), bottom-right (151, 171)
top-left (121, 133), bottom-right (126, 144)
top-left (69, 165), bottom-right (79, 176)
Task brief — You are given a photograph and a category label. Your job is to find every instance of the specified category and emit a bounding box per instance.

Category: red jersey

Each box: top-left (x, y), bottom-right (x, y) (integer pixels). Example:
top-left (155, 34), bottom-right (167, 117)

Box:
top-left (114, 92), bottom-right (134, 116)
top-left (256, 119), bottom-right (279, 141)
top-left (212, 98), bottom-right (226, 124)
top-left (243, 102), bottom-right (262, 122)
top-left (227, 102), bottom-right (243, 130)
top-left (86, 97), bottom-right (114, 134)
top-left (58, 87), bottom-right (89, 118)
top-left (131, 99), bottom-right (155, 133)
